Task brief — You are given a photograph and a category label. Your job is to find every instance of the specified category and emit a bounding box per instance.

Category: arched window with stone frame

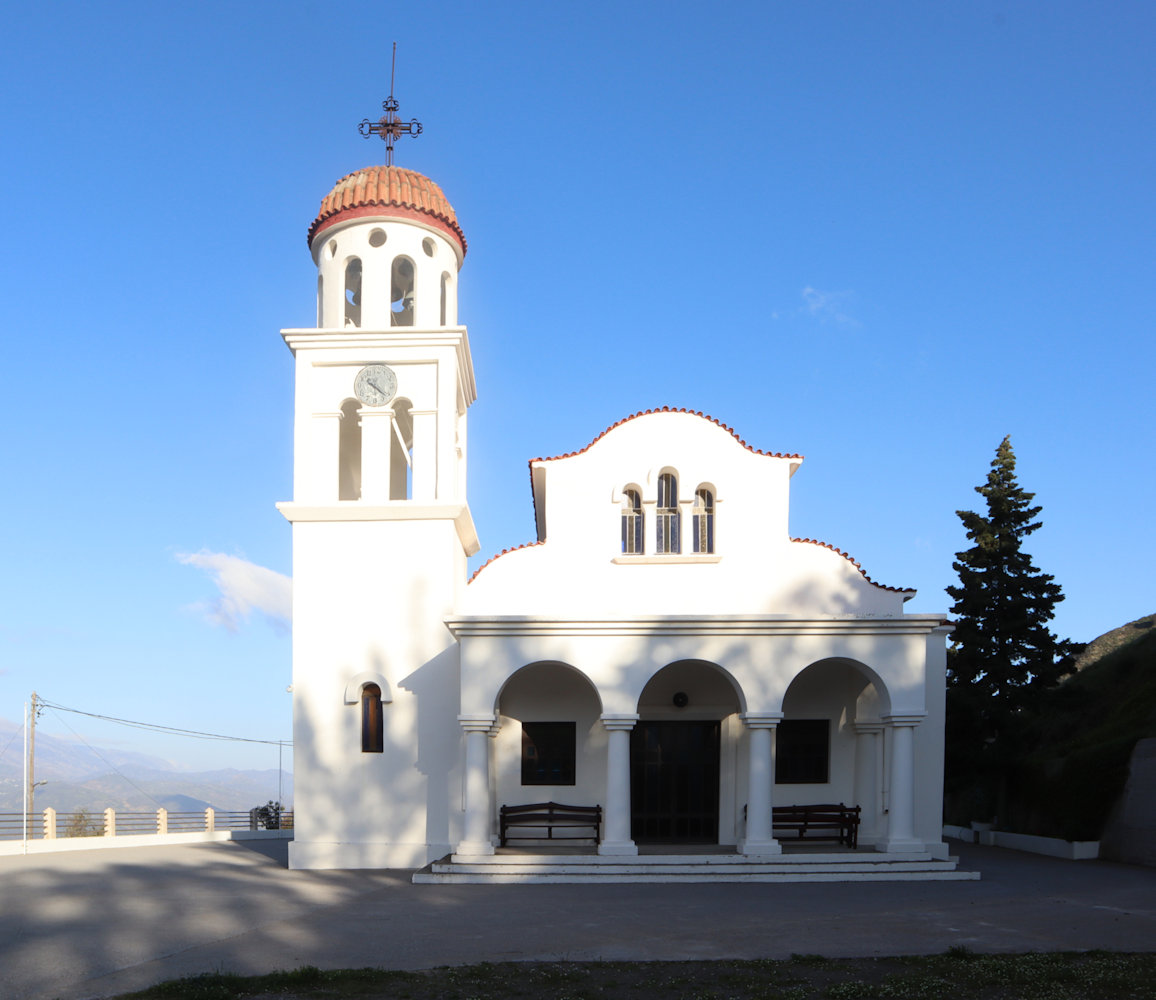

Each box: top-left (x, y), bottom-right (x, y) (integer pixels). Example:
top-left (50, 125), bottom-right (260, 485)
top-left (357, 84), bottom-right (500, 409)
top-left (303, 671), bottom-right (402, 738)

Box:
top-left (656, 471), bottom-right (680, 554)
top-left (621, 486), bottom-right (644, 554)
top-left (693, 486), bottom-right (715, 554)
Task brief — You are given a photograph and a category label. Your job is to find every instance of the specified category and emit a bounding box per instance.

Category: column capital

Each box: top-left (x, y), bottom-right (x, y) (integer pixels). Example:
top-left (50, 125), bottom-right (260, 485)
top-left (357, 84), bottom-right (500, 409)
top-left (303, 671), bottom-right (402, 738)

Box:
top-left (741, 712), bottom-right (784, 729)
top-left (882, 712), bottom-right (926, 728)
top-left (458, 713), bottom-right (497, 733)
top-left (358, 406), bottom-right (395, 420)
top-left (851, 721), bottom-right (885, 735)
top-left (311, 410), bottom-right (345, 420)
top-left (600, 713), bottom-right (640, 731)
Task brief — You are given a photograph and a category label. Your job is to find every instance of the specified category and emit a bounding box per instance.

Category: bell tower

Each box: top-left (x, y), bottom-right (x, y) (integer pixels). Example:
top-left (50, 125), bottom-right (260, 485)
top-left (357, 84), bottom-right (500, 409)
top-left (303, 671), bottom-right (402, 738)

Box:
top-left (292, 165), bottom-right (473, 506)
top-left (279, 164), bottom-right (479, 869)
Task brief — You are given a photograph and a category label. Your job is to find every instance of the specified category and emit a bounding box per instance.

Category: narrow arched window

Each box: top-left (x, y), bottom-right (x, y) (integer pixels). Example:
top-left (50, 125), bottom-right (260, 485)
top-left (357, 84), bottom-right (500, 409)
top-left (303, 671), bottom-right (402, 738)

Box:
top-left (361, 684), bottom-right (384, 753)
top-left (657, 473), bottom-right (680, 554)
top-left (344, 258), bottom-right (362, 328)
top-left (621, 487), bottom-right (643, 554)
top-left (693, 487), bottom-right (715, 554)
top-left (338, 399), bottom-right (362, 500)
top-left (317, 274), bottom-right (324, 327)
top-left (391, 256), bottom-right (415, 327)
top-left (440, 272), bottom-right (450, 326)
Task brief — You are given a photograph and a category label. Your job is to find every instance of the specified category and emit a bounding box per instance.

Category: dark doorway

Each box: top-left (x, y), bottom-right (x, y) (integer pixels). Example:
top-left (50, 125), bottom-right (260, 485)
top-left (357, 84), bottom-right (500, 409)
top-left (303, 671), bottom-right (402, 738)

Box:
top-left (630, 721), bottom-right (720, 843)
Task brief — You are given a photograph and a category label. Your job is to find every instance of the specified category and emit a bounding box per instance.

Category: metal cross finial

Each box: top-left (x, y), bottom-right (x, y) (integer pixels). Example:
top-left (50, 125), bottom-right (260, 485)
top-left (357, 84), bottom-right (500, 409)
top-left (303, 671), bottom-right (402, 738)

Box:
top-left (359, 42), bottom-right (423, 166)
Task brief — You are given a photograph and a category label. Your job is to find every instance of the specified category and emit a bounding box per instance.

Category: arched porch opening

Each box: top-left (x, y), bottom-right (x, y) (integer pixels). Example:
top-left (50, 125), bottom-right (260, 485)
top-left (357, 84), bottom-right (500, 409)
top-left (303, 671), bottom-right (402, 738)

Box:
top-left (494, 662), bottom-right (604, 824)
top-left (632, 660), bottom-right (744, 846)
top-left (779, 657), bottom-right (891, 844)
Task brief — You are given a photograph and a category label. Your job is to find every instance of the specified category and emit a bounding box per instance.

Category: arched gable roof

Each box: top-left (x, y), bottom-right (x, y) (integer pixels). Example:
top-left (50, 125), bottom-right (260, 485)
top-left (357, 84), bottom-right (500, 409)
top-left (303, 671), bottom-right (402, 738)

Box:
top-left (530, 407), bottom-right (804, 464)
top-left (791, 538), bottom-right (916, 598)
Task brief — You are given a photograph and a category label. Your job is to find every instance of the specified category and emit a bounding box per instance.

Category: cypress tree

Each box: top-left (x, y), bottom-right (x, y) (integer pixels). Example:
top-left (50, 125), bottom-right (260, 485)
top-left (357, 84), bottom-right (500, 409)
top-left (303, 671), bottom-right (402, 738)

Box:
top-left (945, 436), bottom-right (1070, 809)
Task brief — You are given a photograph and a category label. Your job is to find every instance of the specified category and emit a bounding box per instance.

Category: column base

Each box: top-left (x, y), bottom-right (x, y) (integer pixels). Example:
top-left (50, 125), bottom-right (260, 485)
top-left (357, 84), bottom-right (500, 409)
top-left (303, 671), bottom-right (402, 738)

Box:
top-left (738, 838), bottom-right (782, 856)
top-left (879, 837), bottom-right (924, 854)
top-left (453, 840), bottom-right (495, 858)
top-left (598, 840), bottom-right (639, 856)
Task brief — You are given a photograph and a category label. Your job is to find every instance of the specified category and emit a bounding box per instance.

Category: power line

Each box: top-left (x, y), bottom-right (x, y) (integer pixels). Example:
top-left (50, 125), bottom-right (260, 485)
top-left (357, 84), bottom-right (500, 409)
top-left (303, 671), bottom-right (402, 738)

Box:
top-left (35, 699), bottom-right (291, 748)
top-left (45, 704), bottom-right (166, 810)
top-left (0, 722), bottom-right (22, 764)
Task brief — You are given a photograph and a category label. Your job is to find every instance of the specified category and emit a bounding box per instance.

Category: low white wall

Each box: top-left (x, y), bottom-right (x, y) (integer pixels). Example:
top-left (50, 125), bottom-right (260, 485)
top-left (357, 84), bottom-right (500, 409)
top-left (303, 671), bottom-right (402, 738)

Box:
top-left (0, 829), bottom-right (292, 858)
top-left (943, 825), bottom-right (1098, 860)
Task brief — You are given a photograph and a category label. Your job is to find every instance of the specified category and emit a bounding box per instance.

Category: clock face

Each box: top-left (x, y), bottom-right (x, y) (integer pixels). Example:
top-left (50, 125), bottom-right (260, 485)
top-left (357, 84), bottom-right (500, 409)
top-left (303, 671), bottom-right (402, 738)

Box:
top-left (354, 364), bottom-right (398, 407)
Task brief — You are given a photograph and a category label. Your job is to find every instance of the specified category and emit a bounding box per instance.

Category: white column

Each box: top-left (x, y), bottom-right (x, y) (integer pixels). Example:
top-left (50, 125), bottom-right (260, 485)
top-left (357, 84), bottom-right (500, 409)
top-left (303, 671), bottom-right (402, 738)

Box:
top-left (309, 411), bottom-right (343, 502)
top-left (455, 715), bottom-right (496, 856)
top-left (359, 407), bottom-right (393, 502)
top-left (410, 409), bottom-right (438, 500)
top-left (852, 722), bottom-right (883, 845)
top-left (882, 713), bottom-right (925, 853)
top-left (599, 714), bottom-right (639, 856)
top-left (739, 712), bottom-right (783, 856)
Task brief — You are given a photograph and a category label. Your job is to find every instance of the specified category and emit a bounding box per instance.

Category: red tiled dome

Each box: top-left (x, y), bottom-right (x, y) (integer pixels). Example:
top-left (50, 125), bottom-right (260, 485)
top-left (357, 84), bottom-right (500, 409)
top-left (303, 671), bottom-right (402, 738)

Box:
top-left (307, 165), bottom-right (466, 255)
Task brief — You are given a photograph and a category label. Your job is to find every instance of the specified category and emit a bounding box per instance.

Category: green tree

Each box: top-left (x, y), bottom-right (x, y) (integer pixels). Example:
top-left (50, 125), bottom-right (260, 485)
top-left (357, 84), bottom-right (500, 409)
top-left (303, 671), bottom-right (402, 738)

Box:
top-left (945, 436), bottom-right (1071, 815)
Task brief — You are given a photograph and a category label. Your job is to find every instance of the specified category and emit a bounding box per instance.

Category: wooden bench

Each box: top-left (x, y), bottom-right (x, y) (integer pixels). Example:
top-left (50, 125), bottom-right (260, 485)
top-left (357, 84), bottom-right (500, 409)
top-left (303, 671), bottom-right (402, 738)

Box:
top-left (499, 801), bottom-right (602, 847)
top-left (772, 803), bottom-right (861, 848)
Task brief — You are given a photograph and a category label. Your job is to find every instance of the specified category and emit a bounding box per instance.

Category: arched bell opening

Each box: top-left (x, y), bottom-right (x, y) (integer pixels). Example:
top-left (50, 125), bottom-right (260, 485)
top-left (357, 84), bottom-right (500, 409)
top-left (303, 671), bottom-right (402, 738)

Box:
top-left (390, 398), bottom-right (414, 500)
top-left (344, 258), bottom-right (362, 328)
top-left (337, 398), bottom-right (362, 500)
top-left (632, 660), bottom-right (745, 845)
top-left (390, 255), bottom-right (415, 327)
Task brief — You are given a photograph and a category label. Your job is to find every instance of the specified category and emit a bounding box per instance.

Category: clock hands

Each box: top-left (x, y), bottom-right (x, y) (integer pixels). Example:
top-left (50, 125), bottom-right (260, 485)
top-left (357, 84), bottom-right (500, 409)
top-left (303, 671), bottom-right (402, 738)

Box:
top-left (355, 365), bottom-right (397, 406)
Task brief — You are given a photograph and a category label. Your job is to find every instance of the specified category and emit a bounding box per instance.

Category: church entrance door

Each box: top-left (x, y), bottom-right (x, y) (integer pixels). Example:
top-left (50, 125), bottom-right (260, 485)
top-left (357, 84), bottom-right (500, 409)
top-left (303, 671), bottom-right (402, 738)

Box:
top-left (630, 721), bottom-right (720, 844)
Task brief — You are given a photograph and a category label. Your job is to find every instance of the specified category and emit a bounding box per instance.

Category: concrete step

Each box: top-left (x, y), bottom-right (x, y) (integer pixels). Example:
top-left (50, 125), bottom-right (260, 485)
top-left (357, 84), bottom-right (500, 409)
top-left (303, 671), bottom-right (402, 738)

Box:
top-left (413, 868), bottom-right (980, 884)
top-left (433, 860), bottom-right (961, 875)
top-left (413, 852), bottom-right (980, 884)
top-left (447, 850), bottom-right (941, 865)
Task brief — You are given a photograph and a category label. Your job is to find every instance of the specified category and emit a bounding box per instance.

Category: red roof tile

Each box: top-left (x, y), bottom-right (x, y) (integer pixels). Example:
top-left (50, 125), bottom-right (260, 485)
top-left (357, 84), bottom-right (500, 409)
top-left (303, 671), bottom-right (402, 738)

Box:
top-left (469, 541), bottom-right (543, 583)
top-left (528, 408), bottom-right (804, 464)
top-left (308, 165), bottom-right (466, 255)
top-left (790, 537), bottom-right (916, 596)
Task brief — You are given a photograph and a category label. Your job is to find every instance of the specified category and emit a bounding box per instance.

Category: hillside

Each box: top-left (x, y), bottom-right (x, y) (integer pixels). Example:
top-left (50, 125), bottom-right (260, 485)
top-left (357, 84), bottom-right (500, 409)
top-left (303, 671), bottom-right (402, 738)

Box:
top-left (0, 720), bottom-right (291, 813)
top-left (1007, 614), bottom-right (1156, 840)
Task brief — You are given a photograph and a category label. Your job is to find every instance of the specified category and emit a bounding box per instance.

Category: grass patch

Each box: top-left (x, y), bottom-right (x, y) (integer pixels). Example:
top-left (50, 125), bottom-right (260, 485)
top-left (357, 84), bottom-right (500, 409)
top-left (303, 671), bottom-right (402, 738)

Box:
top-left (116, 952), bottom-right (1156, 1000)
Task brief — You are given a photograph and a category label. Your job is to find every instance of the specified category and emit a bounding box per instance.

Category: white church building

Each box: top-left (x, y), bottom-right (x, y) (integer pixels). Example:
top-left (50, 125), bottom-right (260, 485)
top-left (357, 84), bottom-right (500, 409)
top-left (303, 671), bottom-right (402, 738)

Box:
top-left (277, 162), bottom-right (963, 880)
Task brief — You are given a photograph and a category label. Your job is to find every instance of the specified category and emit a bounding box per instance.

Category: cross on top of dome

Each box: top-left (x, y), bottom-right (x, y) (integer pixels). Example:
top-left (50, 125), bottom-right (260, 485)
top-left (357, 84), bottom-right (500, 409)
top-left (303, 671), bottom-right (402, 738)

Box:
top-left (358, 42), bottom-right (423, 166)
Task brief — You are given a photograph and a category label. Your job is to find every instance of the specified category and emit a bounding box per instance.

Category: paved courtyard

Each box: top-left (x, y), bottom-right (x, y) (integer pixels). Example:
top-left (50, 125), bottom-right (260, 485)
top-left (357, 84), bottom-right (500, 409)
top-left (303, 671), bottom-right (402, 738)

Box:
top-left (1, 841), bottom-right (1153, 1000)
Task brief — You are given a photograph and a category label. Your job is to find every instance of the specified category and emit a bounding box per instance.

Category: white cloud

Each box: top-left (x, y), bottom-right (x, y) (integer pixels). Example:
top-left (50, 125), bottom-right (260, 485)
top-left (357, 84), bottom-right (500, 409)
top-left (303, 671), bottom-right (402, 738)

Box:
top-left (177, 551), bottom-right (292, 634)
top-left (800, 286), bottom-right (858, 327)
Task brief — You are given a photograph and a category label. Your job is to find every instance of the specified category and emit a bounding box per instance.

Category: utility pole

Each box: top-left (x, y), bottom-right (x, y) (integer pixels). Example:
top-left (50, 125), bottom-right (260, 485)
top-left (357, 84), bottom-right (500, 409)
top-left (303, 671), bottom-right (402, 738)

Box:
top-left (26, 692), bottom-right (38, 841)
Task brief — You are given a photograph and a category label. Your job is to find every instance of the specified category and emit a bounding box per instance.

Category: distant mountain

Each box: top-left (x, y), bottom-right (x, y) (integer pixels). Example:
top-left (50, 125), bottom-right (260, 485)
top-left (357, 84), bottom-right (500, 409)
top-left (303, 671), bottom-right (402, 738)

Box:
top-left (0, 719), bottom-right (291, 813)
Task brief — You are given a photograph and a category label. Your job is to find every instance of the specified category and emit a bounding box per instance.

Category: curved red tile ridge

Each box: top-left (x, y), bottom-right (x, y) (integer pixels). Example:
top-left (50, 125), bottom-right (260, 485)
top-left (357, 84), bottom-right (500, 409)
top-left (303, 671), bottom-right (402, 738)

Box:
top-left (790, 537), bottom-right (916, 595)
top-left (308, 165), bottom-right (467, 254)
top-left (469, 541), bottom-right (544, 583)
top-left (529, 408), bottom-right (803, 464)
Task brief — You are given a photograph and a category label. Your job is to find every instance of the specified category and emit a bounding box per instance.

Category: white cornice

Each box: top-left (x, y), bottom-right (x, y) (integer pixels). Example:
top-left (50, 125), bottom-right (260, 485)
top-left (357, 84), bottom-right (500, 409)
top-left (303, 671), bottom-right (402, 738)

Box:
top-left (280, 327), bottom-right (476, 407)
top-left (277, 501), bottom-right (479, 555)
top-left (444, 614), bottom-right (948, 638)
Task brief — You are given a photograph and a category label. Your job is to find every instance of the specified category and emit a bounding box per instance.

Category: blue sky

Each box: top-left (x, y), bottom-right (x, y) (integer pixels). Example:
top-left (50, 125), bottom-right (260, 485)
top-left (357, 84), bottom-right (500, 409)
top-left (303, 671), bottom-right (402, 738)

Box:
top-left (1, 1), bottom-right (1152, 773)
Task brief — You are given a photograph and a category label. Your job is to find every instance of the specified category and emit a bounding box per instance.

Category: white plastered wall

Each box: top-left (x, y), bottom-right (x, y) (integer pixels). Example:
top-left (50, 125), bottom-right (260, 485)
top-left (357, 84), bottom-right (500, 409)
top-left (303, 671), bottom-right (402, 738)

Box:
top-left (287, 518), bottom-right (469, 869)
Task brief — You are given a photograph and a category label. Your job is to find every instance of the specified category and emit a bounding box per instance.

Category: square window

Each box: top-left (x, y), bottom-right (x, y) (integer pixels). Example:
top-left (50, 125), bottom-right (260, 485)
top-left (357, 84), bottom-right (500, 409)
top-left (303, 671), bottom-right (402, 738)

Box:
top-left (775, 719), bottom-right (829, 784)
top-left (521, 721), bottom-right (576, 785)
